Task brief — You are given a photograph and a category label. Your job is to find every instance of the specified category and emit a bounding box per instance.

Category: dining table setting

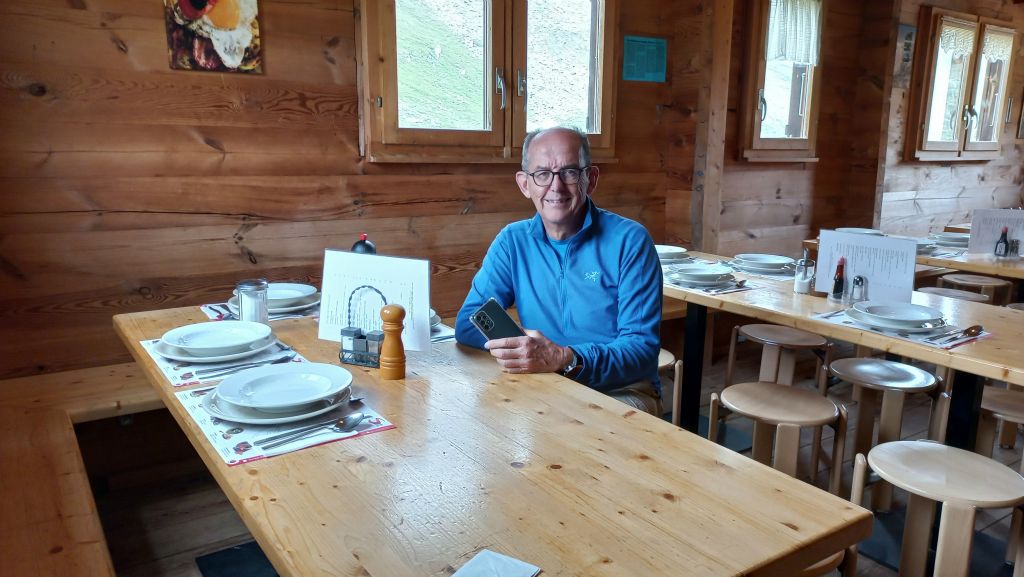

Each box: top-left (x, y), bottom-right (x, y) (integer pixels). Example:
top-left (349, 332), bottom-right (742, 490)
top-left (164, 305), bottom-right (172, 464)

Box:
top-left (113, 303), bottom-right (872, 577)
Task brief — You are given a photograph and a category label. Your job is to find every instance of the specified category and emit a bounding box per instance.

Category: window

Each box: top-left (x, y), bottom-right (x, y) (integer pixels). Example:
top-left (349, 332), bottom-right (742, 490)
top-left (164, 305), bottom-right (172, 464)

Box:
top-left (740, 0), bottom-right (824, 162)
top-left (357, 0), bottom-right (617, 163)
top-left (905, 6), bottom-right (1017, 161)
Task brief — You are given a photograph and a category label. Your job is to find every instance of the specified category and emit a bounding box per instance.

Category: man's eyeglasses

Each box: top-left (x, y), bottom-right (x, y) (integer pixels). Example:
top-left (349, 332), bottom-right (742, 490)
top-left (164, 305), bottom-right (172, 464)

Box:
top-left (522, 167), bottom-right (590, 187)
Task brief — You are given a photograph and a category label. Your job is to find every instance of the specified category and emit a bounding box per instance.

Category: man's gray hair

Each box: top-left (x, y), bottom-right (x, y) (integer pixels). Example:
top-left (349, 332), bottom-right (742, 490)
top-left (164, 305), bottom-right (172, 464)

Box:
top-left (521, 126), bottom-right (591, 171)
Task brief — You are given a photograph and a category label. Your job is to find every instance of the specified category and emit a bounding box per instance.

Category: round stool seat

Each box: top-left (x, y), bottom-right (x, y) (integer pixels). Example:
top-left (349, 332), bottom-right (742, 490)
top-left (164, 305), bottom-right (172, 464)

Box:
top-left (829, 358), bottom-right (937, 393)
top-left (657, 348), bottom-right (675, 371)
top-left (941, 273), bottom-right (1012, 289)
top-left (720, 382), bottom-right (838, 427)
top-left (918, 286), bottom-right (989, 303)
top-left (738, 324), bottom-right (827, 348)
top-left (868, 441), bottom-right (1024, 508)
top-left (1008, 303), bottom-right (1024, 311)
top-left (982, 387), bottom-right (1024, 424)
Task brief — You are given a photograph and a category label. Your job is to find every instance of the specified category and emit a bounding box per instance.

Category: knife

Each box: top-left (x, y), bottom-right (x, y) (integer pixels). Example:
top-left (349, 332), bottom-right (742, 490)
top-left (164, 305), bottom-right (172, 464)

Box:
top-left (194, 352), bottom-right (297, 379)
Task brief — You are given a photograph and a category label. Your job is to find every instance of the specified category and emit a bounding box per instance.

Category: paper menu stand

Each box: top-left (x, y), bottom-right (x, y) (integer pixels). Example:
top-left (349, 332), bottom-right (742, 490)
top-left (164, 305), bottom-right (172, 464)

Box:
top-left (967, 209), bottom-right (1024, 255)
top-left (318, 250), bottom-right (431, 351)
top-left (816, 230), bottom-right (916, 303)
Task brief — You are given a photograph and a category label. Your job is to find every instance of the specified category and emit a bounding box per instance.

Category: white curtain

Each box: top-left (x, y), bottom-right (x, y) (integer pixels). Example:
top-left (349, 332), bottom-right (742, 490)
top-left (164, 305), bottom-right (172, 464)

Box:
top-left (765, 0), bottom-right (822, 66)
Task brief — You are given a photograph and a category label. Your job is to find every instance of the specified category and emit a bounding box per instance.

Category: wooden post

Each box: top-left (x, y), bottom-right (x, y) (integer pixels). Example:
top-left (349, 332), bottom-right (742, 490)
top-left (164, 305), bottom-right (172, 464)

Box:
top-left (379, 304), bottom-right (406, 380)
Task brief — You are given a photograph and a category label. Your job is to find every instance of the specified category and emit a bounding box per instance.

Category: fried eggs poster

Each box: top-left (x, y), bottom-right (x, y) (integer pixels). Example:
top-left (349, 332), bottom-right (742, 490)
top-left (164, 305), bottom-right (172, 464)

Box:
top-left (164, 0), bottom-right (263, 73)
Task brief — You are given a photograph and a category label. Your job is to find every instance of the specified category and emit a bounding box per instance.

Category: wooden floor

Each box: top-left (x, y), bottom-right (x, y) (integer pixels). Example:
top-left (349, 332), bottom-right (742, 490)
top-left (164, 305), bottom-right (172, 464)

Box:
top-left (88, 339), bottom-right (1022, 577)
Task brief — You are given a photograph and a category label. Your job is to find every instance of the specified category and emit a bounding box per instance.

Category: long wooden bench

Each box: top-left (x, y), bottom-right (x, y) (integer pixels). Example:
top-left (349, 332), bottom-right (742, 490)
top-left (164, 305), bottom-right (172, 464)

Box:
top-left (0, 363), bottom-right (162, 576)
top-left (0, 407), bottom-right (117, 577)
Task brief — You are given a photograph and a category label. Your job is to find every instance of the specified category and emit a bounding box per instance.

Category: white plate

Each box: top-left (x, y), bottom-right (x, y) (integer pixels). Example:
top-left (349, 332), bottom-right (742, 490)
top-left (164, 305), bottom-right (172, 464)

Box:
top-left (153, 335), bottom-right (280, 363)
top-left (733, 254), bottom-right (795, 267)
top-left (667, 273), bottom-right (734, 287)
top-left (666, 263), bottom-right (733, 275)
top-left (267, 283), bottom-right (318, 306)
top-left (228, 293), bottom-right (322, 315)
top-left (160, 321), bottom-right (273, 357)
top-left (660, 257), bottom-right (694, 265)
top-left (933, 240), bottom-right (969, 248)
top-left (216, 363), bottom-right (353, 413)
top-left (656, 245), bottom-right (689, 260)
top-left (929, 232), bottom-right (970, 242)
top-left (852, 301), bottom-right (944, 324)
top-left (731, 260), bottom-right (797, 273)
top-left (836, 227), bottom-right (884, 235)
top-left (845, 308), bottom-right (948, 333)
top-left (201, 388), bottom-right (351, 425)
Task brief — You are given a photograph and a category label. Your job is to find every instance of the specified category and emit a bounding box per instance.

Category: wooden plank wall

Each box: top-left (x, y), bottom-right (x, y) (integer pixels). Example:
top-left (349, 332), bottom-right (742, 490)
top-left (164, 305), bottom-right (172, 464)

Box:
top-left (879, 0), bottom-right (1024, 236)
top-left (716, 1), bottom-right (887, 258)
top-left (0, 0), bottom-right (697, 379)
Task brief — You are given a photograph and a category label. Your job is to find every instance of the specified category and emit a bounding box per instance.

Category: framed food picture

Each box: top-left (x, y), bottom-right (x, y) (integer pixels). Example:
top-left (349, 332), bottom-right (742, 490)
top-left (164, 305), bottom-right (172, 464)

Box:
top-left (163, 0), bottom-right (263, 73)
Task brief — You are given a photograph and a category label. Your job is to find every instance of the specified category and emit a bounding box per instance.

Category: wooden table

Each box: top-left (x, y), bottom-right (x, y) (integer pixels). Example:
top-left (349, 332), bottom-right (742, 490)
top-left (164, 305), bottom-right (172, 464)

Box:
top-left (944, 223), bottom-right (971, 234)
top-left (667, 253), bottom-right (1024, 450)
top-left (114, 307), bottom-right (872, 577)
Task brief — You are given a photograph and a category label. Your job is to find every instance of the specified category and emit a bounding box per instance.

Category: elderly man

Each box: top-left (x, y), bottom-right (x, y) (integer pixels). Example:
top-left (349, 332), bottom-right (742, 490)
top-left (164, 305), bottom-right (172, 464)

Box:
top-left (455, 126), bottom-right (664, 414)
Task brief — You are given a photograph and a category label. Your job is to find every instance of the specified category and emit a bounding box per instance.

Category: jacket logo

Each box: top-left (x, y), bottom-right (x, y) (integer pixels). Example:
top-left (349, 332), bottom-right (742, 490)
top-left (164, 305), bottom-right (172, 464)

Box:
top-left (584, 271), bottom-right (600, 282)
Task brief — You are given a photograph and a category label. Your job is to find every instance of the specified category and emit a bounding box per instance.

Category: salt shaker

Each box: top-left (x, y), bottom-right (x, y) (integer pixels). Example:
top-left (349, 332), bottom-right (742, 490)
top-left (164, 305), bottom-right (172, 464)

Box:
top-left (236, 278), bottom-right (269, 325)
top-left (793, 258), bottom-right (815, 294)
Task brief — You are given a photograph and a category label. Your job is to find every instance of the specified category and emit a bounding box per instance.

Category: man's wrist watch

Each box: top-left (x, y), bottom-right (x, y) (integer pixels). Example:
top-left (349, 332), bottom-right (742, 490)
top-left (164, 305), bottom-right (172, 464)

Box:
top-left (560, 347), bottom-right (583, 379)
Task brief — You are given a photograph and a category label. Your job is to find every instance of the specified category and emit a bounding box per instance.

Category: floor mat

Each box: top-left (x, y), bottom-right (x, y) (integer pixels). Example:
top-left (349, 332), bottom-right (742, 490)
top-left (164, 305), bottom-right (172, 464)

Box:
top-left (196, 541), bottom-right (278, 577)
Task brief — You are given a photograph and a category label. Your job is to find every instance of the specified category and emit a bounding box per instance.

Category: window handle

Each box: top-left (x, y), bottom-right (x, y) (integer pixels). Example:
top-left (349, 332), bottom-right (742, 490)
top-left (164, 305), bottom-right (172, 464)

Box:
top-left (495, 67), bottom-right (507, 111)
top-left (516, 69), bottom-right (526, 97)
top-left (758, 89), bottom-right (767, 122)
top-left (1007, 97), bottom-right (1014, 124)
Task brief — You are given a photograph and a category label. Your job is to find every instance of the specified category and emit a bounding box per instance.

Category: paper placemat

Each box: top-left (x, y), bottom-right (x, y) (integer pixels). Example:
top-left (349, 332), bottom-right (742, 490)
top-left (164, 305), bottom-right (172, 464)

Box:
top-left (140, 338), bottom-right (312, 387)
top-left (200, 302), bottom-right (321, 322)
top-left (175, 387), bottom-right (394, 465)
top-left (813, 310), bottom-right (989, 349)
top-left (431, 323), bottom-right (455, 343)
top-left (663, 279), bottom-right (759, 296)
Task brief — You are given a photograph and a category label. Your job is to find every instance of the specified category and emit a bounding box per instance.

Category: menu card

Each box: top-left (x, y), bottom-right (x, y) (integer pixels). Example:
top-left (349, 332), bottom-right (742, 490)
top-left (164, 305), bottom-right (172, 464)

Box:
top-left (815, 230), bottom-right (916, 303)
top-left (318, 250), bottom-right (432, 351)
top-left (967, 209), bottom-right (1024, 254)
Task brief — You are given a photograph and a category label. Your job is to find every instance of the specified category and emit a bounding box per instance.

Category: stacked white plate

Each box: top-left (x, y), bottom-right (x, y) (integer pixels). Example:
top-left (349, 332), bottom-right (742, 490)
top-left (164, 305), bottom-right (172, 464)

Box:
top-left (665, 262), bottom-right (735, 289)
top-left (928, 232), bottom-right (970, 248)
top-left (156, 321), bottom-right (276, 363)
top-left (204, 363), bottom-right (354, 425)
top-left (229, 282), bottom-right (321, 315)
top-left (656, 244), bottom-right (692, 265)
top-left (887, 235), bottom-right (936, 254)
top-left (731, 253), bottom-right (796, 274)
top-left (836, 227), bottom-right (884, 236)
top-left (846, 301), bottom-right (948, 333)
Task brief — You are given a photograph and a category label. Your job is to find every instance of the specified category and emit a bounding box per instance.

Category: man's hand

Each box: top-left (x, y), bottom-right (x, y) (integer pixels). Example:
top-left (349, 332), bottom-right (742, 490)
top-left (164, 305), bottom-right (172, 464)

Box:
top-left (484, 329), bottom-right (573, 374)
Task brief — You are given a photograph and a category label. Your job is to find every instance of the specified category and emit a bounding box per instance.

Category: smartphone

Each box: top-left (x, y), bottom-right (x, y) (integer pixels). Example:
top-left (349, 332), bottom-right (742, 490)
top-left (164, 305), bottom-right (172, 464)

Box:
top-left (469, 298), bottom-right (525, 341)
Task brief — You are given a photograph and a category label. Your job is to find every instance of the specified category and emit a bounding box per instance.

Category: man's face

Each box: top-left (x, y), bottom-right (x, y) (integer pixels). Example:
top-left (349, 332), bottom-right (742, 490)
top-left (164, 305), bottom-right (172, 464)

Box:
top-left (515, 129), bottom-right (597, 237)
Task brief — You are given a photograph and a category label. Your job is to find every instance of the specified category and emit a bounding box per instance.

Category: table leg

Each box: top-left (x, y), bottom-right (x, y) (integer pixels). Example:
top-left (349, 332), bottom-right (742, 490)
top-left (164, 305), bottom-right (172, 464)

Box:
top-left (946, 371), bottom-right (983, 450)
top-left (873, 390), bottom-right (905, 511)
top-left (681, 303), bottom-right (708, 433)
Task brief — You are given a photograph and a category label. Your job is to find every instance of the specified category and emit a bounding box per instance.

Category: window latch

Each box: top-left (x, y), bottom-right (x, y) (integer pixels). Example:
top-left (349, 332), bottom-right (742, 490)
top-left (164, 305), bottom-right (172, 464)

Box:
top-left (758, 89), bottom-right (767, 122)
top-left (516, 69), bottom-right (526, 97)
top-left (495, 67), bottom-right (507, 111)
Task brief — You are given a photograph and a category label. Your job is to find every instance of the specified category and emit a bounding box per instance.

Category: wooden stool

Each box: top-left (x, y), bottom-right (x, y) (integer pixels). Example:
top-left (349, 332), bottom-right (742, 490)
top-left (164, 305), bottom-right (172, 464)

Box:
top-left (976, 386), bottom-right (1024, 564)
top-left (867, 441), bottom-right (1024, 577)
top-left (939, 273), bottom-right (1013, 305)
top-left (725, 324), bottom-right (830, 387)
top-left (918, 286), bottom-right (990, 303)
top-left (657, 349), bottom-right (685, 427)
top-left (709, 381), bottom-right (847, 495)
top-left (829, 358), bottom-right (942, 511)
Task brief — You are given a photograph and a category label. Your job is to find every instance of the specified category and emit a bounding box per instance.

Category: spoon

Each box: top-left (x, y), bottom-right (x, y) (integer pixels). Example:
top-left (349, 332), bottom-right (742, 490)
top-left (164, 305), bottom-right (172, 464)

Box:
top-left (707, 279), bottom-right (747, 293)
top-left (941, 324), bottom-right (983, 344)
top-left (261, 412), bottom-right (369, 450)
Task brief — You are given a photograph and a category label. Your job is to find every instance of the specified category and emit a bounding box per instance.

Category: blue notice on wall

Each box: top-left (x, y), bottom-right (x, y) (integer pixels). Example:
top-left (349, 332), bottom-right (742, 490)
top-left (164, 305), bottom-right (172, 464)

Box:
top-left (622, 36), bottom-right (667, 82)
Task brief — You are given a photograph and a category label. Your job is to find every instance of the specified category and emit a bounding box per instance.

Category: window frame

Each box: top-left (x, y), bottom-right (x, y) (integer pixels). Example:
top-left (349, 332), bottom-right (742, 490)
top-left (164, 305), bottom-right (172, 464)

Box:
top-left (356, 0), bottom-right (618, 164)
top-left (739, 0), bottom-right (825, 163)
top-left (905, 6), bottom-right (1019, 161)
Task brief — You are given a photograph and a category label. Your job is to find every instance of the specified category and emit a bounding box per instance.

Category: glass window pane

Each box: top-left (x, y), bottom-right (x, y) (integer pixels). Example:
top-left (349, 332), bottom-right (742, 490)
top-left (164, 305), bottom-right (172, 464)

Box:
top-left (760, 61), bottom-right (812, 138)
top-left (969, 28), bottom-right (1013, 144)
top-left (925, 22), bottom-right (975, 143)
top-left (526, 0), bottom-right (598, 132)
top-left (395, 0), bottom-right (490, 130)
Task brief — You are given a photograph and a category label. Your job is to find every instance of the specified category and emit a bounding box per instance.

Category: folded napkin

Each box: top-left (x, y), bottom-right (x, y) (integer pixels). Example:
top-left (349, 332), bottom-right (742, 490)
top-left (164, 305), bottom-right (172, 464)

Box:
top-left (452, 550), bottom-right (540, 577)
top-left (813, 310), bottom-right (989, 350)
top-left (140, 339), bottom-right (311, 387)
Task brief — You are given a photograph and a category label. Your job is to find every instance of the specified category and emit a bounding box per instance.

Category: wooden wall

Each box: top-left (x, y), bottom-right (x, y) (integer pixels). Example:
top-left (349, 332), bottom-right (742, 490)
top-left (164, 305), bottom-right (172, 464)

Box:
top-left (716, 0), bottom-right (889, 258)
top-left (878, 0), bottom-right (1024, 235)
top-left (0, 0), bottom-right (698, 379)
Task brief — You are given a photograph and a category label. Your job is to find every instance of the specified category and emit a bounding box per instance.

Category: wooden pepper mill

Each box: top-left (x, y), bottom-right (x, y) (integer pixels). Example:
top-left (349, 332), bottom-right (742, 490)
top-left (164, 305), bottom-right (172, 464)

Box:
top-left (379, 304), bottom-right (406, 380)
